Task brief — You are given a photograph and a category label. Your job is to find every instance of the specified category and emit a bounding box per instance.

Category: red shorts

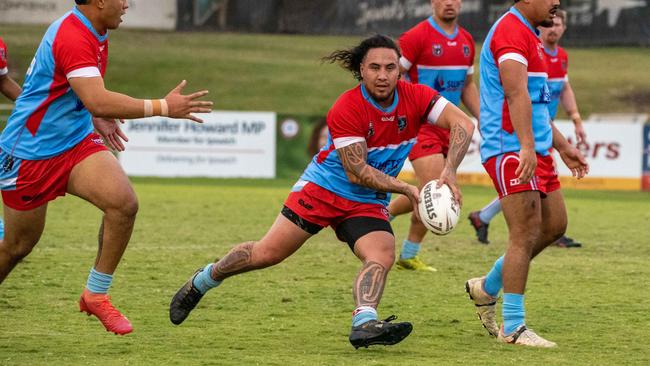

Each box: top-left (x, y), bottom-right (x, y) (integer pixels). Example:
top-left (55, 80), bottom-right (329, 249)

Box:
top-left (408, 124), bottom-right (449, 161)
top-left (1, 133), bottom-right (108, 210)
top-left (483, 152), bottom-right (561, 199)
top-left (283, 181), bottom-right (390, 233)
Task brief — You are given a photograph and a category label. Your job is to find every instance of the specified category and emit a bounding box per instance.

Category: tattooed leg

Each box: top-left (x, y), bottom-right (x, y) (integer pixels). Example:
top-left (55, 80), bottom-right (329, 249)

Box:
top-left (210, 241), bottom-right (257, 281)
top-left (94, 219), bottom-right (105, 267)
top-left (353, 261), bottom-right (387, 308)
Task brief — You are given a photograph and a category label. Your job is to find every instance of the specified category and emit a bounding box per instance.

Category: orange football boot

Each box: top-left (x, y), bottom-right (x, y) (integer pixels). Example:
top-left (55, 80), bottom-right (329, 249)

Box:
top-left (79, 289), bottom-right (133, 335)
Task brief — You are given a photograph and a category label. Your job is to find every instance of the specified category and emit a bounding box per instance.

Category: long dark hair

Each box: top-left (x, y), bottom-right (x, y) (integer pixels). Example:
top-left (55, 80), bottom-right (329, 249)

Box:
top-left (322, 34), bottom-right (401, 81)
top-left (307, 118), bottom-right (328, 157)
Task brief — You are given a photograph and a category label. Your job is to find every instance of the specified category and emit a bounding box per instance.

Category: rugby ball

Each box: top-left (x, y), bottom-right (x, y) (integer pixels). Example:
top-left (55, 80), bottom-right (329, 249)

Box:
top-left (417, 180), bottom-right (460, 235)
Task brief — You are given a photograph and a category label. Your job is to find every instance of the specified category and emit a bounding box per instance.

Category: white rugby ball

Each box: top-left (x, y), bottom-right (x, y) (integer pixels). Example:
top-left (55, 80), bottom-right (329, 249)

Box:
top-left (417, 179), bottom-right (460, 235)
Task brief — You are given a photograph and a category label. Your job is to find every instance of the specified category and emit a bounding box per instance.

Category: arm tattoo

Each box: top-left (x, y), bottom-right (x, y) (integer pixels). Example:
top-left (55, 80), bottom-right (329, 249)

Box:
top-left (212, 241), bottom-right (255, 280)
top-left (353, 261), bottom-right (387, 308)
top-left (337, 142), bottom-right (405, 194)
top-left (446, 122), bottom-right (472, 170)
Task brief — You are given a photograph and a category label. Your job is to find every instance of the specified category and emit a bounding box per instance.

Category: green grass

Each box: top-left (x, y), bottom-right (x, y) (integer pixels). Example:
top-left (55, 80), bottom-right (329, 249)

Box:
top-left (1, 25), bottom-right (649, 117)
top-left (1, 181), bottom-right (649, 365)
top-left (0, 24), bottom-right (649, 365)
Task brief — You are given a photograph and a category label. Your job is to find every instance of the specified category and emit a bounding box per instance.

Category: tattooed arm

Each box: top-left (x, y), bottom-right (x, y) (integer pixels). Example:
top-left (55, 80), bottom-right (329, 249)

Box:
top-left (337, 141), bottom-right (421, 216)
top-left (430, 103), bottom-right (475, 205)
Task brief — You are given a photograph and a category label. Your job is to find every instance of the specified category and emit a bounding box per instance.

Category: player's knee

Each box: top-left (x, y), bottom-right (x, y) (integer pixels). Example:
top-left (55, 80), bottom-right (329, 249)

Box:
top-left (364, 245), bottom-right (394, 270)
top-left (116, 194), bottom-right (139, 219)
top-left (3, 242), bottom-right (35, 262)
top-left (253, 244), bottom-right (286, 267)
top-left (547, 221), bottom-right (567, 243)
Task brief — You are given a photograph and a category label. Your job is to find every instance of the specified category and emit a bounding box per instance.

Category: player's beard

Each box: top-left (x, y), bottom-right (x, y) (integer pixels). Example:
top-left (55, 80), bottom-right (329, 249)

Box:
top-left (371, 88), bottom-right (395, 104)
top-left (540, 18), bottom-right (554, 28)
top-left (440, 9), bottom-right (458, 23)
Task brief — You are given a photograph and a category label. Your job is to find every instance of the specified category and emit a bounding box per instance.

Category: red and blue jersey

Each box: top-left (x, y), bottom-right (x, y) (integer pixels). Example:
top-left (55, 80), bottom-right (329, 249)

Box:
top-left (399, 17), bottom-right (475, 106)
top-left (1, 7), bottom-right (108, 160)
top-left (0, 37), bottom-right (8, 77)
top-left (544, 46), bottom-right (568, 120)
top-left (479, 7), bottom-right (552, 163)
top-left (299, 80), bottom-right (448, 206)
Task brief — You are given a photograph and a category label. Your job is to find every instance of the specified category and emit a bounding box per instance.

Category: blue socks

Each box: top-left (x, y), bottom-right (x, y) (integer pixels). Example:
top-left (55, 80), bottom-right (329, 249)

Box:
top-left (352, 306), bottom-right (378, 327)
top-left (484, 255), bottom-right (504, 297)
top-left (86, 268), bottom-right (113, 294)
top-left (479, 198), bottom-right (502, 224)
top-left (400, 239), bottom-right (421, 260)
top-left (192, 263), bottom-right (222, 294)
top-left (503, 293), bottom-right (526, 335)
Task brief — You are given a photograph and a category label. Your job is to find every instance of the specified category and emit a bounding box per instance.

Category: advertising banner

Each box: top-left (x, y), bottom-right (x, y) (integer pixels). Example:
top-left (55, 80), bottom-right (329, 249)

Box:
top-left (0, 0), bottom-right (177, 30)
top-left (119, 111), bottom-right (276, 178)
top-left (399, 120), bottom-right (645, 190)
top-left (642, 124), bottom-right (650, 191)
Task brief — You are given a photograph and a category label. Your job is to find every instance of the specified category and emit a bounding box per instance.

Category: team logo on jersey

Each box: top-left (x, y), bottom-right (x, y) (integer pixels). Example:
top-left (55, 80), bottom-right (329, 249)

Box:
top-left (536, 43), bottom-right (544, 61)
top-left (381, 115), bottom-right (395, 122)
top-left (74, 97), bottom-right (85, 112)
top-left (463, 45), bottom-right (470, 58)
top-left (397, 116), bottom-right (407, 132)
top-left (435, 75), bottom-right (446, 92)
top-left (368, 121), bottom-right (375, 138)
top-left (432, 44), bottom-right (443, 57)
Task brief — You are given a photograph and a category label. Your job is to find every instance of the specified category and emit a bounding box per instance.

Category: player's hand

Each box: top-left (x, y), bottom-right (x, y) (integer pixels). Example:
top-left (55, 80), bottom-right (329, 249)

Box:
top-left (437, 166), bottom-right (462, 207)
top-left (559, 145), bottom-right (589, 179)
top-left (574, 122), bottom-right (587, 144)
top-left (165, 80), bottom-right (213, 123)
top-left (93, 117), bottom-right (128, 152)
top-left (516, 147), bottom-right (537, 184)
top-left (401, 183), bottom-right (421, 222)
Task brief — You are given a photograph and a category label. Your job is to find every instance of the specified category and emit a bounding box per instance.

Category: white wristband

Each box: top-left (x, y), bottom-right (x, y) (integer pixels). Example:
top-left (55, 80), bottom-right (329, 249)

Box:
top-left (160, 99), bottom-right (169, 117)
top-left (144, 100), bottom-right (153, 117)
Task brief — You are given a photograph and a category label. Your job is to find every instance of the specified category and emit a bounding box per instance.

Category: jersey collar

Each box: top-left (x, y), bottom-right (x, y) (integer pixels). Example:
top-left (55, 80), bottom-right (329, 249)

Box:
top-left (509, 7), bottom-right (540, 37)
top-left (360, 83), bottom-right (398, 114)
top-left (543, 46), bottom-right (559, 57)
top-left (73, 6), bottom-right (109, 42)
top-left (427, 16), bottom-right (459, 40)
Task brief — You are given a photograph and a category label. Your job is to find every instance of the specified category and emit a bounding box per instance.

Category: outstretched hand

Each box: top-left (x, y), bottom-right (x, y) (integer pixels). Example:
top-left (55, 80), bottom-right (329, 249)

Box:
top-left (165, 80), bottom-right (213, 123)
top-left (93, 117), bottom-right (128, 152)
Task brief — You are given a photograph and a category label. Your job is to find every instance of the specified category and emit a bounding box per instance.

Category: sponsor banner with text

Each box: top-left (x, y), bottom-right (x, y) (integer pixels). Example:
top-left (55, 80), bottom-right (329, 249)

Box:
top-left (119, 111), bottom-right (276, 178)
top-left (642, 125), bottom-right (650, 191)
top-left (399, 120), bottom-right (645, 191)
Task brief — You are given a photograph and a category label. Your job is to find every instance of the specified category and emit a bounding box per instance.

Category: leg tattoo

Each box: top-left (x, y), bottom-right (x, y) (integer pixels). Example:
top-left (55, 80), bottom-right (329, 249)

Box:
top-left (95, 219), bottom-right (105, 267)
top-left (212, 241), bottom-right (255, 281)
top-left (353, 261), bottom-right (387, 308)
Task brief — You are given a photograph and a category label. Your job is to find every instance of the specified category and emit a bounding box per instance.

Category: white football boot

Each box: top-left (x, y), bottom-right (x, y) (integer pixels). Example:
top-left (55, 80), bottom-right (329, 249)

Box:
top-left (465, 276), bottom-right (499, 337)
top-left (497, 325), bottom-right (557, 348)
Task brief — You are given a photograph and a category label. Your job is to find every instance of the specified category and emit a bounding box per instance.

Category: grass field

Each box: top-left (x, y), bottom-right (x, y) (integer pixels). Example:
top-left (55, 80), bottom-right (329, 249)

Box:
top-left (0, 23), bottom-right (649, 365)
top-left (1, 179), bottom-right (649, 365)
top-left (1, 25), bottom-right (650, 117)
